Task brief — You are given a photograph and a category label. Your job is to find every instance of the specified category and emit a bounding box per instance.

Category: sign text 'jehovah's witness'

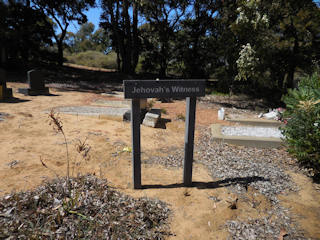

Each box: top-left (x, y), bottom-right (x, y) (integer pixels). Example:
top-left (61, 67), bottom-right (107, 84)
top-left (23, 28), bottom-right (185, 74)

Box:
top-left (124, 80), bottom-right (206, 99)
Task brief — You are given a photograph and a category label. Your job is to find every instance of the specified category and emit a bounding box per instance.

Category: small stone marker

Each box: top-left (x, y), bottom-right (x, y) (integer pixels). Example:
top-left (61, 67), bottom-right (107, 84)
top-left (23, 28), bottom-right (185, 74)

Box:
top-left (148, 108), bottom-right (162, 116)
top-left (142, 111), bottom-right (160, 128)
top-left (124, 79), bottom-right (206, 189)
top-left (0, 68), bottom-right (13, 100)
top-left (27, 69), bottom-right (49, 95)
top-left (142, 109), bottom-right (161, 128)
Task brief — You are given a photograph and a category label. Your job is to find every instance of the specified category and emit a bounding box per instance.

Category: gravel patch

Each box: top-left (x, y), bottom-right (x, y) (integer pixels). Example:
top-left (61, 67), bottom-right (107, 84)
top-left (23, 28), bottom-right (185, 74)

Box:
top-left (198, 130), bottom-right (305, 239)
top-left (144, 127), bottom-right (306, 239)
top-left (195, 129), bottom-right (298, 200)
top-left (142, 148), bottom-right (184, 168)
top-left (227, 210), bottom-right (305, 240)
top-left (221, 126), bottom-right (283, 138)
top-left (143, 130), bottom-right (298, 201)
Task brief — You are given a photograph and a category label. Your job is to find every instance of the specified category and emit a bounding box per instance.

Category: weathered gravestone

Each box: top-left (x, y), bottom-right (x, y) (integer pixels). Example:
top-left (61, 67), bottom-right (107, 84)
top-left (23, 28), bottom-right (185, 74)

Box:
top-left (142, 109), bottom-right (162, 128)
top-left (27, 70), bottom-right (49, 95)
top-left (124, 79), bottom-right (206, 189)
top-left (0, 68), bottom-right (13, 100)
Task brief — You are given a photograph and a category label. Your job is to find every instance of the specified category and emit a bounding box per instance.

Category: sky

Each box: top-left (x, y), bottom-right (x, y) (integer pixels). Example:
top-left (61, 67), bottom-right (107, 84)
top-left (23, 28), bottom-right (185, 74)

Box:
top-left (68, 7), bottom-right (103, 33)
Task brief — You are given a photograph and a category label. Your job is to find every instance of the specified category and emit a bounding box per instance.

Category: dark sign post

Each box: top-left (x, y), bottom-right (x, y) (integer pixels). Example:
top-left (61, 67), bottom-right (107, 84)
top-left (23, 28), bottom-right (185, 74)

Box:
top-left (124, 80), bottom-right (205, 189)
top-left (131, 98), bottom-right (141, 189)
top-left (184, 97), bottom-right (196, 186)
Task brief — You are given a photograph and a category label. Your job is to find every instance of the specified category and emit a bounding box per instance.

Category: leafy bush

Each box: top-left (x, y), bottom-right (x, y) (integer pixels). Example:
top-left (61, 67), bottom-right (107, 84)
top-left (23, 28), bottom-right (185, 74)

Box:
top-left (66, 50), bottom-right (117, 69)
top-left (281, 72), bottom-right (320, 176)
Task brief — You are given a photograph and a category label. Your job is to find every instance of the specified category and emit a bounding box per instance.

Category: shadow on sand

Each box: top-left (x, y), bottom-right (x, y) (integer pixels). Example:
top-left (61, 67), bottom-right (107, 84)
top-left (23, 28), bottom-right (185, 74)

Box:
top-left (141, 176), bottom-right (268, 190)
top-left (0, 97), bottom-right (30, 104)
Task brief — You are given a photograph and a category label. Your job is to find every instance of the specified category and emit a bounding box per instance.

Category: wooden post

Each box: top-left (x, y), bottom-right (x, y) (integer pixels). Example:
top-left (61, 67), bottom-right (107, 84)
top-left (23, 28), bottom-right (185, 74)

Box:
top-left (183, 97), bottom-right (196, 186)
top-left (131, 98), bottom-right (141, 189)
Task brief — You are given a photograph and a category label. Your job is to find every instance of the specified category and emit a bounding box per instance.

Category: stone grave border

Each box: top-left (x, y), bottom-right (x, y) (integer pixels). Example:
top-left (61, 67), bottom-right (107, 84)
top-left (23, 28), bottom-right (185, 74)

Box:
top-left (124, 79), bottom-right (205, 189)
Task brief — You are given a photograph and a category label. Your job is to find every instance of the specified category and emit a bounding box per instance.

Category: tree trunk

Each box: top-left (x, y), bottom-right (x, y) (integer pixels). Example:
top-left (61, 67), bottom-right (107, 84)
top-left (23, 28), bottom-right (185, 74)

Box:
top-left (159, 65), bottom-right (166, 78)
top-left (159, 39), bottom-right (168, 78)
top-left (122, 52), bottom-right (132, 74)
top-left (116, 47), bottom-right (121, 71)
top-left (285, 19), bottom-right (299, 91)
top-left (132, 0), bottom-right (139, 72)
top-left (287, 65), bottom-right (295, 89)
top-left (286, 40), bottom-right (298, 90)
top-left (1, 47), bottom-right (6, 67)
top-left (57, 40), bottom-right (64, 66)
top-left (123, 0), bottom-right (133, 74)
top-left (56, 27), bottom-right (67, 66)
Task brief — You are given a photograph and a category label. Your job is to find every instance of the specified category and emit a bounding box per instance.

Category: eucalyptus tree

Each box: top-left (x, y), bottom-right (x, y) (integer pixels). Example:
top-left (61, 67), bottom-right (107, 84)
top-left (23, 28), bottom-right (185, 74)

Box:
top-left (140, 0), bottom-right (189, 77)
top-left (0, 1), bottom-right (52, 66)
top-left (267, 0), bottom-right (320, 90)
top-left (32, 0), bottom-right (95, 65)
top-left (100, 0), bottom-right (140, 73)
top-left (74, 22), bottom-right (95, 52)
top-left (175, 0), bottom-right (225, 78)
top-left (91, 28), bottom-right (112, 53)
top-left (225, 0), bottom-right (320, 94)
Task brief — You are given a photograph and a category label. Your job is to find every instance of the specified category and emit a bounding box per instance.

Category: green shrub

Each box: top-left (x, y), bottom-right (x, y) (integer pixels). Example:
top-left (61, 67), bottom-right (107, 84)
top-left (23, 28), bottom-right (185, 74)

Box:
top-left (160, 108), bottom-right (167, 114)
top-left (176, 113), bottom-right (185, 121)
top-left (66, 50), bottom-right (117, 69)
top-left (281, 72), bottom-right (320, 176)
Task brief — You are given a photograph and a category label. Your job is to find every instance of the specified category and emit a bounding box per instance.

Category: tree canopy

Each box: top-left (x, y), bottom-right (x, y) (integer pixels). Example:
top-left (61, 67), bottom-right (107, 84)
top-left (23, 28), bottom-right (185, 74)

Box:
top-left (1, 0), bottom-right (319, 98)
top-left (31, 0), bottom-right (95, 65)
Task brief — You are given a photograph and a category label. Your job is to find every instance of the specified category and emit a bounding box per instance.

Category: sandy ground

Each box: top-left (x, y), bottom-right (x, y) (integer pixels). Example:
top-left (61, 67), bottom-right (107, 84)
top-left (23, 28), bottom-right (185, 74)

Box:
top-left (0, 83), bottom-right (320, 239)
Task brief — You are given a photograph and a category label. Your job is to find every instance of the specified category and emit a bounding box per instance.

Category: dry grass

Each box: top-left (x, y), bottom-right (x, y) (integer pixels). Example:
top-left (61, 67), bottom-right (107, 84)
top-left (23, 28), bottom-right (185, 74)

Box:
top-left (48, 109), bottom-right (70, 183)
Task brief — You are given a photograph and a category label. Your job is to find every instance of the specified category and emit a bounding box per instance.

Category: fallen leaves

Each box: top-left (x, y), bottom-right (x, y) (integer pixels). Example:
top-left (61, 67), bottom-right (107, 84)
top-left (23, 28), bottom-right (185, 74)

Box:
top-left (0, 175), bottom-right (171, 239)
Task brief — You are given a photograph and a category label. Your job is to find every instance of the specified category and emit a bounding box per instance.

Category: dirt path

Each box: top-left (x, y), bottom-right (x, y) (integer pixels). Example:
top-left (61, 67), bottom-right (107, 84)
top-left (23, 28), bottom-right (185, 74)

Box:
top-left (0, 83), bottom-right (319, 239)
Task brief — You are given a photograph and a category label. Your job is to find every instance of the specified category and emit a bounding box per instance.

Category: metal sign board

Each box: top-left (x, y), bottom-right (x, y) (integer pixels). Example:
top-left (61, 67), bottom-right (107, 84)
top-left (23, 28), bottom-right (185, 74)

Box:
top-left (124, 80), bottom-right (205, 99)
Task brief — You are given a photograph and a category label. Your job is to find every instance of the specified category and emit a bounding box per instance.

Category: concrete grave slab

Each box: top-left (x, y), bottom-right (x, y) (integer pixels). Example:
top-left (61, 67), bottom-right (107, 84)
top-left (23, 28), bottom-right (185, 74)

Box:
top-left (227, 118), bottom-right (284, 127)
top-left (94, 99), bottom-right (131, 108)
top-left (210, 124), bottom-right (283, 148)
top-left (53, 106), bottom-right (130, 120)
top-left (94, 99), bottom-right (147, 109)
top-left (101, 91), bottom-right (124, 98)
